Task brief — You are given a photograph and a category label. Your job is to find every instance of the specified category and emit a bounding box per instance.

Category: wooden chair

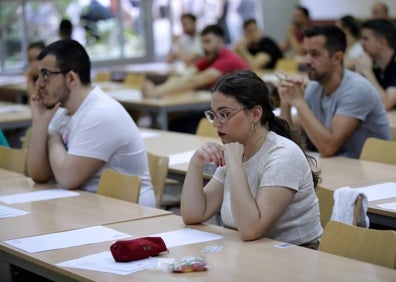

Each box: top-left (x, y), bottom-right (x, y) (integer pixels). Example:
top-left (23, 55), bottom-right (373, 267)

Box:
top-left (0, 145), bottom-right (27, 174)
top-left (94, 71), bottom-right (111, 82)
top-left (196, 118), bottom-right (218, 138)
top-left (318, 221), bottom-right (396, 269)
top-left (391, 127), bottom-right (396, 141)
top-left (316, 186), bottom-right (363, 228)
top-left (21, 126), bottom-right (32, 150)
top-left (147, 152), bottom-right (169, 208)
top-left (124, 73), bottom-right (146, 88)
top-left (97, 168), bottom-right (141, 203)
top-left (359, 137), bottom-right (396, 165)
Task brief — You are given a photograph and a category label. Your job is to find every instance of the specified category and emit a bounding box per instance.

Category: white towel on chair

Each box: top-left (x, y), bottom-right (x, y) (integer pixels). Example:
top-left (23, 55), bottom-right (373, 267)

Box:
top-left (330, 187), bottom-right (370, 228)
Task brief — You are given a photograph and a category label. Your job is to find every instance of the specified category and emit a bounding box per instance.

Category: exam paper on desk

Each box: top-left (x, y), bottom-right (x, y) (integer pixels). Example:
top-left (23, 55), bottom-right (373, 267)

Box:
top-left (0, 189), bottom-right (79, 205)
top-left (56, 228), bottom-right (223, 275)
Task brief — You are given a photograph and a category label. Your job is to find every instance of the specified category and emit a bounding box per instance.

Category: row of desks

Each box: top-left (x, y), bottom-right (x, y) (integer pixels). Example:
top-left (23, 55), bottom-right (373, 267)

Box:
top-left (141, 128), bottom-right (396, 227)
top-left (1, 169), bottom-right (395, 281)
top-left (2, 77), bottom-right (396, 130)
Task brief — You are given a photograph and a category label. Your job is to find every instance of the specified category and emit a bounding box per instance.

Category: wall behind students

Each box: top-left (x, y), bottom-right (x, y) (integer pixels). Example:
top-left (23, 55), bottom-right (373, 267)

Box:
top-left (259, 0), bottom-right (396, 45)
top-left (300, 0), bottom-right (396, 19)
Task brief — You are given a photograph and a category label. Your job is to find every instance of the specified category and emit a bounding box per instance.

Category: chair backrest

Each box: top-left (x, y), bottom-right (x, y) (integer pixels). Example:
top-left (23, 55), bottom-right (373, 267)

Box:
top-left (316, 186), bottom-right (334, 228)
top-left (359, 137), bottom-right (396, 165)
top-left (391, 127), bottom-right (396, 141)
top-left (97, 168), bottom-right (141, 203)
top-left (0, 145), bottom-right (27, 174)
top-left (196, 118), bottom-right (218, 138)
top-left (21, 127), bottom-right (32, 150)
top-left (124, 73), bottom-right (146, 88)
top-left (0, 129), bottom-right (9, 147)
top-left (94, 71), bottom-right (111, 82)
top-left (274, 58), bottom-right (298, 73)
top-left (316, 186), bottom-right (363, 228)
top-left (147, 152), bottom-right (169, 208)
top-left (318, 221), bottom-right (396, 269)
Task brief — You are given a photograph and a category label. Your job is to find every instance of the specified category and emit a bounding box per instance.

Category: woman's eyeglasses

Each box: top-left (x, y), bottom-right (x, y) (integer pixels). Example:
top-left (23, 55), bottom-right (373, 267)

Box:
top-left (204, 107), bottom-right (245, 123)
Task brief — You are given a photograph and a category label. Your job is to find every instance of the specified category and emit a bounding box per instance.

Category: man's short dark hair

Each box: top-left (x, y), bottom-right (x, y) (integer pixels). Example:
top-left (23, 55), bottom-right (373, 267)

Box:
top-left (59, 19), bottom-right (73, 39)
top-left (339, 15), bottom-right (361, 38)
top-left (362, 19), bottom-right (396, 49)
top-left (38, 39), bottom-right (91, 85)
top-left (243, 18), bottom-right (257, 29)
top-left (304, 25), bottom-right (346, 54)
top-left (28, 41), bottom-right (45, 51)
top-left (296, 5), bottom-right (310, 18)
top-left (201, 24), bottom-right (224, 39)
top-left (181, 13), bottom-right (196, 22)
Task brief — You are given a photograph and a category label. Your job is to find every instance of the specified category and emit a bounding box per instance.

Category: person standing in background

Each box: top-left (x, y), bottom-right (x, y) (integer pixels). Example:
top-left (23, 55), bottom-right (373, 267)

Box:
top-left (59, 19), bottom-right (73, 40)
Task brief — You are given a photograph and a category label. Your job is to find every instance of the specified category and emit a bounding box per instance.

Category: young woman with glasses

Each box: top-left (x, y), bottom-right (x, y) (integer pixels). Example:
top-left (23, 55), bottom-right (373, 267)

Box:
top-left (181, 70), bottom-right (322, 249)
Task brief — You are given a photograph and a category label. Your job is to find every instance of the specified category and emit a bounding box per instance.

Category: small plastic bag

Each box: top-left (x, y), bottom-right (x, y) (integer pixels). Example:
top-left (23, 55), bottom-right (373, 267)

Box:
top-left (167, 255), bottom-right (208, 273)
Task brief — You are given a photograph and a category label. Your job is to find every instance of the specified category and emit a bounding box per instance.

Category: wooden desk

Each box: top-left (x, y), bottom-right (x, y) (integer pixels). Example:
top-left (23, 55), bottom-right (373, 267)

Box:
top-left (0, 102), bottom-right (32, 130)
top-left (1, 214), bottom-right (395, 282)
top-left (105, 87), bottom-right (211, 130)
top-left (0, 168), bottom-right (24, 180)
top-left (0, 177), bottom-right (171, 240)
top-left (141, 129), bottom-right (396, 227)
top-left (111, 62), bottom-right (186, 76)
top-left (318, 157), bottom-right (396, 188)
top-left (141, 128), bottom-right (220, 181)
top-left (0, 75), bottom-right (27, 103)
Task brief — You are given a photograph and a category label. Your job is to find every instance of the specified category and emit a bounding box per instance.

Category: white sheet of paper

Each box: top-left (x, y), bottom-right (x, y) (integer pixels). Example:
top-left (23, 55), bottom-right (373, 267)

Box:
top-left (4, 226), bottom-right (132, 253)
top-left (356, 182), bottom-right (396, 202)
top-left (108, 89), bottom-right (142, 101)
top-left (0, 104), bottom-right (28, 113)
top-left (57, 251), bottom-right (159, 275)
top-left (0, 189), bottom-right (79, 205)
top-left (151, 228), bottom-right (223, 248)
top-left (140, 131), bottom-right (161, 139)
top-left (377, 202), bottom-right (396, 211)
top-left (0, 75), bottom-right (26, 86)
top-left (168, 151), bottom-right (195, 166)
top-left (0, 204), bottom-right (29, 218)
top-left (56, 228), bottom-right (222, 275)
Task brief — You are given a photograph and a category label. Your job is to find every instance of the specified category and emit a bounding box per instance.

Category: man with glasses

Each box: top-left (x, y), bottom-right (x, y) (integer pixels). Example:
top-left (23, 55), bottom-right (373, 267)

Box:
top-left (278, 25), bottom-right (390, 158)
top-left (27, 39), bottom-right (155, 207)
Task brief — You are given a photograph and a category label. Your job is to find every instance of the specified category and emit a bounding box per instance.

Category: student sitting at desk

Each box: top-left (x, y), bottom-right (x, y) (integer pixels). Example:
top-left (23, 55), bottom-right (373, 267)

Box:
top-left (26, 41), bottom-right (46, 99)
top-left (143, 24), bottom-right (248, 133)
top-left (356, 19), bottom-right (396, 110)
top-left (27, 40), bottom-right (155, 207)
top-left (181, 70), bottom-right (322, 248)
top-left (279, 25), bottom-right (390, 159)
top-left (142, 24), bottom-right (248, 99)
top-left (234, 18), bottom-right (283, 70)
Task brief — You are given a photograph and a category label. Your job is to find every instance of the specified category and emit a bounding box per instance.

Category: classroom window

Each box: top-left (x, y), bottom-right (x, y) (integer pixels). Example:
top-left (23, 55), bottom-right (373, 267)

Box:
top-left (0, 0), bottom-right (152, 73)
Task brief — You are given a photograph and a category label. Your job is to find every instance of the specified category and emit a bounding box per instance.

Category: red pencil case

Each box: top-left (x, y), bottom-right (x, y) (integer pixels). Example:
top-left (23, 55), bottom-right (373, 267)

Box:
top-left (110, 237), bottom-right (168, 262)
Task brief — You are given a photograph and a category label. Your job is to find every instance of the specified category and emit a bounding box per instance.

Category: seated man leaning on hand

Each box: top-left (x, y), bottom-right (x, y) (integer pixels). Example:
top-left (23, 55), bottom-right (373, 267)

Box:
top-left (27, 39), bottom-right (156, 207)
top-left (143, 24), bottom-right (248, 133)
top-left (278, 25), bottom-right (390, 159)
top-left (142, 24), bottom-right (248, 99)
